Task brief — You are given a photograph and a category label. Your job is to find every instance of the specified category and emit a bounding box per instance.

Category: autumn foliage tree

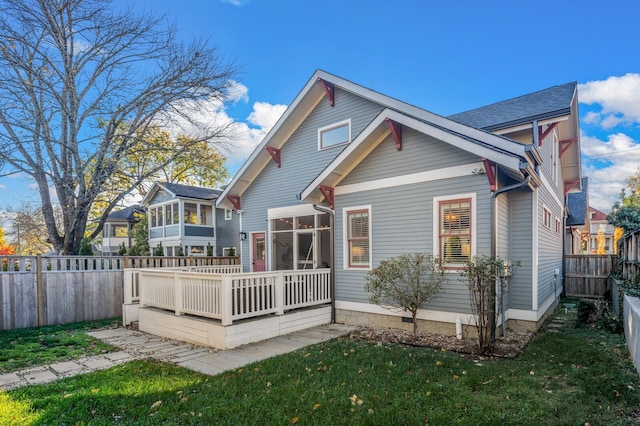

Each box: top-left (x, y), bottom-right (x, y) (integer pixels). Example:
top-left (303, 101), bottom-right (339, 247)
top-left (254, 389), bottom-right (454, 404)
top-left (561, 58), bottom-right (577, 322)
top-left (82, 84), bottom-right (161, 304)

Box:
top-left (0, 0), bottom-right (236, 254)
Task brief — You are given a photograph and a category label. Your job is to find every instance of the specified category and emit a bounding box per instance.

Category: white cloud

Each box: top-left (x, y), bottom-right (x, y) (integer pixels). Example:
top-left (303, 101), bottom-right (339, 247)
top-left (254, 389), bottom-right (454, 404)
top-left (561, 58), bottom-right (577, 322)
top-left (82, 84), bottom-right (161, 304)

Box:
top-left (0, 184), bottom-right (5, 190)
top-left (579, 73), bottom-right (640, 125)
top-left (225, 80), bottom-right (249, 104)
top-left (582, 111), bottom-right (601, 125)
top-left (581, 132), bottom-right (640, 211)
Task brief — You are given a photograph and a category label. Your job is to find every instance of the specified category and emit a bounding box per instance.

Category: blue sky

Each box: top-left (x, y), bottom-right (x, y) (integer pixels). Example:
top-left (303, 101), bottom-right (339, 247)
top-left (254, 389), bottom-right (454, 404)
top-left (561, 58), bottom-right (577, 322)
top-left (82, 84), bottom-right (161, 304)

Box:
top-left (1, 0), bottom-right (639, 213)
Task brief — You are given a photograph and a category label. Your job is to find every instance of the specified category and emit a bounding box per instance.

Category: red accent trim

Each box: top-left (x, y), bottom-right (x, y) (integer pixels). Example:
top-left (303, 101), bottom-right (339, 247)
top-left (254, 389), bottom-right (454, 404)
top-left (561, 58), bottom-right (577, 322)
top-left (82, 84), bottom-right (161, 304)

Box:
top-left (559, 138), bottom-right (578, 158)
top-left (318, 78), bottom-right (335, 107)
top-left (318, 185), bottom-right (334, 210)
top-left (265, 146), bottom-right (281, 168)
top-left (564, 180), bottom-right (580, 195)
top-left (482, 158), bottom-right (497, 191)
top-left (227, 195), bottom-right (241, 210)
top-left (538, 122), bottom-right (558, 146)
top-left (386, 119), bottom-right (402, 150)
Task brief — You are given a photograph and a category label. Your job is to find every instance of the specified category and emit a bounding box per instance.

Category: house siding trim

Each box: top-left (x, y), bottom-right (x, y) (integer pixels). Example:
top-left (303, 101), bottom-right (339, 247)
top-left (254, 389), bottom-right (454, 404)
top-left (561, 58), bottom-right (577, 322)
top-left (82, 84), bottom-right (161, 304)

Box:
top-left (432, 193), bottom-right (477, 270)
top-left (532, 190), bottom-right (539, 310)
top-left (335, 162), bottom-right (484, 196)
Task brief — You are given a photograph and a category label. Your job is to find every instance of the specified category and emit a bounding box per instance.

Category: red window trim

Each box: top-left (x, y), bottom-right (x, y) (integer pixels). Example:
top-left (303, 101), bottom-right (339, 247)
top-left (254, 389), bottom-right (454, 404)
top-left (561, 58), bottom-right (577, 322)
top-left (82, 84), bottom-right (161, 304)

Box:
top-left (439, 198), bottom-right (472, 269)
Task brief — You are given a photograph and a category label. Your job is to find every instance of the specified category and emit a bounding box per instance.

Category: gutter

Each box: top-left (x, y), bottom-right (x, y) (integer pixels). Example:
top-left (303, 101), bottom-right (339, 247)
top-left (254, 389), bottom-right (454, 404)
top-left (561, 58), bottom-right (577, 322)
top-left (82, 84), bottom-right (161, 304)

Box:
top-left (312, 204), bottom-right (336, 324)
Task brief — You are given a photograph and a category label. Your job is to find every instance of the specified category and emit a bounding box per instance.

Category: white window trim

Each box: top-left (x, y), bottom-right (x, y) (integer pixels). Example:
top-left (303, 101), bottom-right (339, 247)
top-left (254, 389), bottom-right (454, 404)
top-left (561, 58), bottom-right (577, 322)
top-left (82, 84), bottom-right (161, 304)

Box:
top-left (432, 193), bottom-right (476, 271)
top-left (225, 208), bottom-right (233, 221)
top-left (342, 205), bottom-right (372, 271)
top-left (542, 204), bottom-right (552, 230)
top-left (318, 119), bottom-right (351, 151)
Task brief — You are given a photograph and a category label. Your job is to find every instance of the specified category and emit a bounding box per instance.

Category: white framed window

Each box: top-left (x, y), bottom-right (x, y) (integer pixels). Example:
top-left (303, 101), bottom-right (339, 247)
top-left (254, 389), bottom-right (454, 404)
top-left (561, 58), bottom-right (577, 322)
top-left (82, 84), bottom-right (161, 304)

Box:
top-left (543, 205), bottom-right (552, 229)
top-left (555, 218), bottom-right (561, 234)
top-left (433, 194), bottom-right (476, 269)
top-left (225, 208), bottom-right (233, 221)
top-left (223, 247), bottom-right (236, 256)
top-left (189, 246), bottom-right (205, 255)
top-left (343, 206), bottom-right (371, 269)
top-left (318, 119), bottom-right (351, 150)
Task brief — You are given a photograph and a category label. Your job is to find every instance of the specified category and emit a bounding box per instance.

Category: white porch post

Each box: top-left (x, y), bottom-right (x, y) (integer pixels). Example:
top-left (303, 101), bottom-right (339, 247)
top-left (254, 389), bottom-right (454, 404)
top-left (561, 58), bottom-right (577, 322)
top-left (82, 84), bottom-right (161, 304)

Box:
top-left (221, 275), bottom-right (233, 325)
top-left (276, 271), bottom-right (285, 316)
top-left (174, 271), bottom-right (183, 316)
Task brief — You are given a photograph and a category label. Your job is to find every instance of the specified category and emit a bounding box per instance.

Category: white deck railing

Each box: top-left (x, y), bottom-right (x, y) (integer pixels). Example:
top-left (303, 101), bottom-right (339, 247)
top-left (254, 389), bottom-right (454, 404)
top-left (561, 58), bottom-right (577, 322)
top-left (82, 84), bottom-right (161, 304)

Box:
top-left (137, 268), bottom-right (331, 325)
top-left (124, 265), bottom-right (242, 304)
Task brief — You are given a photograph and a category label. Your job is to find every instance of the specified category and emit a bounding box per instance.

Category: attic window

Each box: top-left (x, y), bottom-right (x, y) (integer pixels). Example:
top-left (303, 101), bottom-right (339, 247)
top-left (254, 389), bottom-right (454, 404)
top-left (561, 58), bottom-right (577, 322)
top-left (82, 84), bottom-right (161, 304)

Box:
top-left (318, 119), bottom-right (350, 150)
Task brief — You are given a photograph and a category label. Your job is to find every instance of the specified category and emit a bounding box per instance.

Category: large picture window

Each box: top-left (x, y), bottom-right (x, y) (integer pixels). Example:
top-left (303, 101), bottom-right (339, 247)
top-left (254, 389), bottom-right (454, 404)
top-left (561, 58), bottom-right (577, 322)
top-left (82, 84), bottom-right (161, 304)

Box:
top-left (344, 207), bottom-right (371, 269)
top-left (435, 195), bottom-right (474, 268)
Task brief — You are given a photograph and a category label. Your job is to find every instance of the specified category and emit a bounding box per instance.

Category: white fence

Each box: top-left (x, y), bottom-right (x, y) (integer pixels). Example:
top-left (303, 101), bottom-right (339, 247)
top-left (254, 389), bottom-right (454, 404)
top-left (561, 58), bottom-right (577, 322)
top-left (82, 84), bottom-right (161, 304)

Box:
top-left (138, 269), bottom-right (331, 325)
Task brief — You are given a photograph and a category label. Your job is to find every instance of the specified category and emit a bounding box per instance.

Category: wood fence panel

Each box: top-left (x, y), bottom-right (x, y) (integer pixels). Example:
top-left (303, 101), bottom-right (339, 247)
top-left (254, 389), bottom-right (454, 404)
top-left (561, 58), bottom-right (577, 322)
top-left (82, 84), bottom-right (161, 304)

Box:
top-left (0, 273), bottom-right (39, 330)
top-left (565, 254), bottom-right (616, 298)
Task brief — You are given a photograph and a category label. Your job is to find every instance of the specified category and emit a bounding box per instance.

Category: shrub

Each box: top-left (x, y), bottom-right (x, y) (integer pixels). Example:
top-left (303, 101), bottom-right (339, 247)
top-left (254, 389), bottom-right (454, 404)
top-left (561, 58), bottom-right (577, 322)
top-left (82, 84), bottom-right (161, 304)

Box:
top-left (153, 242), bottom-right (164, 256)
top-left (78, 238), bottom-right (94, 255)
top-left (365, 253), bottom-right (447, 341)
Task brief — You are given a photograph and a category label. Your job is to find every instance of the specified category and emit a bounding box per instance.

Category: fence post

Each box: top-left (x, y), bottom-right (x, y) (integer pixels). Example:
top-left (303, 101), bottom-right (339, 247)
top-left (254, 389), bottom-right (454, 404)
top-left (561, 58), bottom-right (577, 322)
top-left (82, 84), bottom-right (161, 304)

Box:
top-left (221, 275), bottom-right (233, 326)
top-left (174, 271), bottom-right (183, 316)
top-left (276, 271), bottom-right (285, 316)
top-left (36, 254), bottom-right (45, 326)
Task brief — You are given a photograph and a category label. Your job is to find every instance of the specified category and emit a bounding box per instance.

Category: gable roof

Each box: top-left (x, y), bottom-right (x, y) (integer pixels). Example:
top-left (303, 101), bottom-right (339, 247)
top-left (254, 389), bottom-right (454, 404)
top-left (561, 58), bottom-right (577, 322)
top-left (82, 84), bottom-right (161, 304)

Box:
top-left (448, 82), bottom-right (577, 131)
top-left (566, 177), bottom-right (588, 226)
top-left (142, 182), bottom-right (222, 206)
top-left (106, 205), bottom-right (145, 222)
top-left (588, 206), bottom-right (608, 222)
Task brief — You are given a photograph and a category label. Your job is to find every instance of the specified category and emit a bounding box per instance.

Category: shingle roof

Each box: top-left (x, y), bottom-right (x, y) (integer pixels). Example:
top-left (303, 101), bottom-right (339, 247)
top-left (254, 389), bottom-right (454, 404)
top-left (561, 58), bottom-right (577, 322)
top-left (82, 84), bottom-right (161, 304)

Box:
top-left (448, 82), bottom-right (577, 131)
top-left (106, 205), bottom-right (145, 222)
top-left (161, 182), bottom-right (222, 201)
top-left (566, 177), bottom-right (588, 226)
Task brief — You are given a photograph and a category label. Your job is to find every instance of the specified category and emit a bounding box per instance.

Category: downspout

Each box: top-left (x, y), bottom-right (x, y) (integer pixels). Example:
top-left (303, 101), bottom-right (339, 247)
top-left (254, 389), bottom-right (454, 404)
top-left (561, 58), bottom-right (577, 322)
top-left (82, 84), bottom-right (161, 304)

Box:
top-left (313, 204), bottom-right (335, 324)
top-left (491, 174), bottom-right (531, 337)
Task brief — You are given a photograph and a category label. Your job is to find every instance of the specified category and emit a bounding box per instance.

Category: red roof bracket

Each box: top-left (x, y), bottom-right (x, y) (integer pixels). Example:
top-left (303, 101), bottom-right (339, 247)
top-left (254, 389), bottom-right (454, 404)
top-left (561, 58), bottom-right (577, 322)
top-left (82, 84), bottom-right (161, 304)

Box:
top-left (559, 137), bottom-right (578, 158)
top-left (318, 185), bottom-right (335, 210)
top-left (265, 146), bottom-right (281, 168)
top-left (538, 122), bottom-right (558, 146)
top-left (564, 180), bottom-right (580, 195)
top-left (318, 78), bottom-right (335, 107)
top-left (482, 158), bottom-right (497, 191)
top-left (227, 195), bottom-right (241, 211)
top-left (386, 119), bottom-right (402, 150)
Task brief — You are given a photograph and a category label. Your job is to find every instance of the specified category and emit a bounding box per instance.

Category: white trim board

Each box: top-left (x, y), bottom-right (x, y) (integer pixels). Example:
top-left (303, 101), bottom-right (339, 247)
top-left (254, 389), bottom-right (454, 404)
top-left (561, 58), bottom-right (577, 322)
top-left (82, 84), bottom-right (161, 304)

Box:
top-left (335, 162), bottom-right (484, 195)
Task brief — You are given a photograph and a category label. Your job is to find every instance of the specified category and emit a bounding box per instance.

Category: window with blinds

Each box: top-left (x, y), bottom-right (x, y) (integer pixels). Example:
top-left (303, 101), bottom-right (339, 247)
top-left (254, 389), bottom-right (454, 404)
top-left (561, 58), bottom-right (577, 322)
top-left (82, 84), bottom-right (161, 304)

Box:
top-left (347, 209), bottom-right (370, 268)
top-left (440, 199), bottom-right (471, 266)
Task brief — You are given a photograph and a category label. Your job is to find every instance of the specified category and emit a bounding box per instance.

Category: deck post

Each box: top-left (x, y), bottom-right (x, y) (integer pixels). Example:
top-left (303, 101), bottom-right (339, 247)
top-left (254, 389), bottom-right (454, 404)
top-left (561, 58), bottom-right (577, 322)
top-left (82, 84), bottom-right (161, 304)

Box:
top-left (123, 270), bottom-right (134, 304)
top-left (221, 275), bottom-right (233, 326)
top-left (276, 271), bottom-right (285, 316)
top-left (174, 271), bottom-right (183, 316)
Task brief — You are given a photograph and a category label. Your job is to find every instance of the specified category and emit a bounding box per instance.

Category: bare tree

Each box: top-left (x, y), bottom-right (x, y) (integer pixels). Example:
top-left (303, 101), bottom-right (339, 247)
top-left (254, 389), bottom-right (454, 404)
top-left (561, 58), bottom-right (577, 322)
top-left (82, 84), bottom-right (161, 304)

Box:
top-left (0, 0), bottom-right (236, 253)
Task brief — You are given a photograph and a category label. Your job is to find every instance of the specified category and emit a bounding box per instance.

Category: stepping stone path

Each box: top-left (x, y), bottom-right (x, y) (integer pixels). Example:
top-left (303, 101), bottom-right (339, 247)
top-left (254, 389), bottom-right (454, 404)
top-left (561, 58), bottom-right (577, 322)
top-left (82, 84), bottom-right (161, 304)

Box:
top-left (0, 324), bottom-right (355, 391)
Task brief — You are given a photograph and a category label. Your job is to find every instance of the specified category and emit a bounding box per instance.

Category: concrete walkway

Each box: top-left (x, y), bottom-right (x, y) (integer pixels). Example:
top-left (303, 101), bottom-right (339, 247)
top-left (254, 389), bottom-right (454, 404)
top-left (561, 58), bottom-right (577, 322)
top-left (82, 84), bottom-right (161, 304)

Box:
top-left (0, 324), bottom-right (355, 391)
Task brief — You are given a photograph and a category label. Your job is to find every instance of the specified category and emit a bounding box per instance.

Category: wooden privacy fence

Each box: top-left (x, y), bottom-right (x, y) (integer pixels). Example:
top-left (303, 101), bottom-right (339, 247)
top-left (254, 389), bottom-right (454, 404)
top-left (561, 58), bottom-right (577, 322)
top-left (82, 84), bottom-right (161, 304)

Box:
top-left (620, 229), bottom-right (640, 283)
top-left (564, 254), bottom-right (617, 298)
top-left (0, 255), bottom-right (239, 331)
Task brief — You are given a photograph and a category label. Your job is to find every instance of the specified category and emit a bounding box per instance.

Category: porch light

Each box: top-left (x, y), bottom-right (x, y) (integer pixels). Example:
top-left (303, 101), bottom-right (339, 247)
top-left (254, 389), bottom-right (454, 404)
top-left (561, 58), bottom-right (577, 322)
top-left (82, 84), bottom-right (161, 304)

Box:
top-left (239, 231), bottom-right (247, 241)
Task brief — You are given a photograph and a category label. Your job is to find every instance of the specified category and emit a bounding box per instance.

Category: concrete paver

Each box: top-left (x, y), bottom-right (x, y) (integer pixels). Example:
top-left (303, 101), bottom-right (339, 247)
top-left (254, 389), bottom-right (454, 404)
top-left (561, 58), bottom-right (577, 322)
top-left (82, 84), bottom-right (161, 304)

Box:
top-left (1, 323), bottom-right (356, 391)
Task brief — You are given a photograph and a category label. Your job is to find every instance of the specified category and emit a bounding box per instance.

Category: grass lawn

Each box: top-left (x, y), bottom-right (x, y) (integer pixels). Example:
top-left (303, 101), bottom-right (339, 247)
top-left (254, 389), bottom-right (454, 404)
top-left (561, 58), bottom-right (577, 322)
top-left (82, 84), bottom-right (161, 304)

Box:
top-left (0, 318), bottom-right (120, 373)
top-left (1, 308), bottom-right (639, 425)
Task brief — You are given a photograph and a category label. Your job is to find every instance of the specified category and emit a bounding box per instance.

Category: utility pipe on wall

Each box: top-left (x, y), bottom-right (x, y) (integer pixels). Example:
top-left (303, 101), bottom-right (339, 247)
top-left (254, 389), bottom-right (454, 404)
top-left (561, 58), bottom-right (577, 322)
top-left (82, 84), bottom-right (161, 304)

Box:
top-left (313, 204), bottom-right (336, 324)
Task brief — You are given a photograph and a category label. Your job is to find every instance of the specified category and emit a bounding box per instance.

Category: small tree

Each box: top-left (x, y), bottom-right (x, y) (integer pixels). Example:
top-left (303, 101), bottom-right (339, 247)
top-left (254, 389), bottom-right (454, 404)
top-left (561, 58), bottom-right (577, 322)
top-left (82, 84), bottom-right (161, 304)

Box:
top-left (128, 213), bottom-right (149, 256)
top-left (461, 256), bottom-right (517, 354)
top-left (79, 238), bottom-right (94, 255)
top-left (177, 245), bottom-right (184, 257)
top-left (153, 242), bottom-right (164, 257)
top-left (365, 253), bottom-right (447, 341)
top-left (206, 243), bottom-right (213, 257)
top-left (118, 242), bottom-right (127, 256)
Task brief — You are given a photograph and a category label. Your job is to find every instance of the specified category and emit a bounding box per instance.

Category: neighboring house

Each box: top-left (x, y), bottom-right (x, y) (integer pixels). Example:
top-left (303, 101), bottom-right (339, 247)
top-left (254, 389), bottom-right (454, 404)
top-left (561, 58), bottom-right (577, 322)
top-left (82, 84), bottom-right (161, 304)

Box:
top-left (588, 206), bottom-right (616, 254)
top-left (101, 205), bottom-right (145, 255)
top-left (216, 69), bottom-right (581, 332)
top-left (142, 182), bottom-right (240, 257)
top-left (565, 177), bottom-right (589, 254)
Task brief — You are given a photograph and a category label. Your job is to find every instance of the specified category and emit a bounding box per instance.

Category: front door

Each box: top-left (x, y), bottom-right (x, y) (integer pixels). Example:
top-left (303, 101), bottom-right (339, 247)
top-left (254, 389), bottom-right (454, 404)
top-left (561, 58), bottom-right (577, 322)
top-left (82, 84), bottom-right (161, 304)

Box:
top-left (252, 232), bottom-right (266, 272)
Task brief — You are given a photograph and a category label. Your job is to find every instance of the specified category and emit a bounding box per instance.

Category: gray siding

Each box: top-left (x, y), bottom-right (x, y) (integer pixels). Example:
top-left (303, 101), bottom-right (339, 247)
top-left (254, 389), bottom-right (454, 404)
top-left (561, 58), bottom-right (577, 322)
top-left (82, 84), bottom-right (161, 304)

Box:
top-left (239, 88), bottom-right (384, 271)
top-left (507, 191), bottom-right (534, 310)
top-left (215, 208), bottom-right (240, 255)
top-left (148, 189), bottom-right (174, 205)
top-left (334, 173), bottom-right (492, 314)
top-left (340, 129), bottom-right (479, 185)
top-left (537, 184), bottom-right (564, 308)
top-left (185, 226), bottom-right (214, 238)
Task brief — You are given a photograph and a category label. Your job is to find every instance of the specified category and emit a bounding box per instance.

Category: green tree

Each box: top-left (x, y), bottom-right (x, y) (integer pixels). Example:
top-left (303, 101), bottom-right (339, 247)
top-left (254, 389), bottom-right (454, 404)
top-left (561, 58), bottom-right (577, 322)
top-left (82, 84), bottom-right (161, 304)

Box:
top-left (608, 167), bottom-right (640, 233)
top-left (365, 253), bottom-right (447, 341)
top-left (128, 213), bottom-right (149, 256)
top-left (0, 0), bottom-right (236, 254)
top-left (118, 242), bottom-right (127, 256)
top-left (153, 242), bottom-right (164, 257)
top-left (79, 238), bottom-right (94, 255)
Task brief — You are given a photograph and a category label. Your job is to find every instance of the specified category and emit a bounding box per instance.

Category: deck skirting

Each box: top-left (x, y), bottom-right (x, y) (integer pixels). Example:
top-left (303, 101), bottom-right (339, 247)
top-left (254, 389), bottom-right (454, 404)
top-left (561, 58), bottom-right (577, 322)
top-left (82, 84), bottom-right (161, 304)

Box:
top-left (138, 305), bottom-right (331, 350)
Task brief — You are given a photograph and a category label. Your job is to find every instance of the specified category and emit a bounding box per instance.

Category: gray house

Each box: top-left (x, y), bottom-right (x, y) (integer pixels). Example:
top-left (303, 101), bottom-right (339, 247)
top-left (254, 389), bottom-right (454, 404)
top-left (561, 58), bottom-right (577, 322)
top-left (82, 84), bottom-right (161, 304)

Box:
top-left (142, 182), bottom-right (240, 257)
top-left (100, 205), bottom-right (145, 255)
top-left (216, 70), bottom-right (581, 333)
